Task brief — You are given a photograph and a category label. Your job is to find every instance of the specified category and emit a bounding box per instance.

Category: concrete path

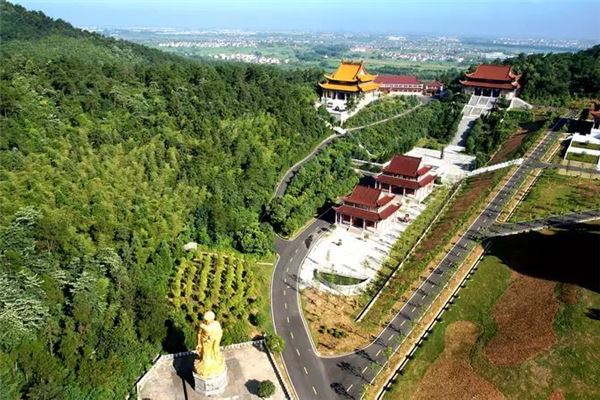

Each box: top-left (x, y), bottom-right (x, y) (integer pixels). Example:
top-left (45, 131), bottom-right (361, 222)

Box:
top-left (270, 113), bottom-right (582, 399)
top-left (451, 115), bottom-right (477, 147)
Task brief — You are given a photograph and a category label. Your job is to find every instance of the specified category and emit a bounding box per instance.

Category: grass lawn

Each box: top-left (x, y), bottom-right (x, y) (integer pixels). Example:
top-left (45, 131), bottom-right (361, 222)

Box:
top-left (344, 95), bottom-right (419, 128)
top-left (384, 225), bottom-right (600, 399)
top-left (510, 170), bottom-right (600, 222)
top-left (565, 152), bottom-right (600, 164)
top-left (252, 254), bottom-right (277, 334)
top-left (315, 270), bottom-right (365, 286)
top-left (571, 141), bottom-right (600, 151)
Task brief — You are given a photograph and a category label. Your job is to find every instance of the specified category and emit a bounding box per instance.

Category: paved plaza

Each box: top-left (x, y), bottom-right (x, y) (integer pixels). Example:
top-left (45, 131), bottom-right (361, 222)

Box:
top-left (299, 197), bottom-right (428, 295)
top-left (405, 146), bottom-right (476, 183)
top-left (137, 344), bottom-right (286, 400)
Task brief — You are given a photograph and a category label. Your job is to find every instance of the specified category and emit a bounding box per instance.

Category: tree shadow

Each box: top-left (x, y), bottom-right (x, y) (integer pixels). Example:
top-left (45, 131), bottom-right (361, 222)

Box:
top-left (162, 319), bottom-right (187, 353)
top-left (330, 382), bottom-right (354, 399)
top-left (172, 353), bottom-right (195, 399)
top-left (336, 361), bottom-right (361, 379)
top-left (245, 379), bottom-right (260, 395)
top-left (485, 223), bottom-right (600, 293)
top-left (354, 348), bottom-right (376, 364)
top-left (586, 308), bottom-right (600, 320)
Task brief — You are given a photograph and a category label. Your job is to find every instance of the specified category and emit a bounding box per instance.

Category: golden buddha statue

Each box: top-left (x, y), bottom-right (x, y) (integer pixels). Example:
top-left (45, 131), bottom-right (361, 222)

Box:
top-left (194, 311), bottom-right (226, 378)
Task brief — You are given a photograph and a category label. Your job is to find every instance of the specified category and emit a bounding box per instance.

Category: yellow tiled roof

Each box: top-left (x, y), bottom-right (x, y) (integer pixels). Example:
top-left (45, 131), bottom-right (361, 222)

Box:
top-left (358, 82), bottom-right (380, 92)
top-left (319, 82), bottom-right (360, 92)
top-left (319, 81), bottom-right (380, 93)
top-left (359, 73), bottom-right (377, 82)
top-left (325, 61), bottom-right (371, 83)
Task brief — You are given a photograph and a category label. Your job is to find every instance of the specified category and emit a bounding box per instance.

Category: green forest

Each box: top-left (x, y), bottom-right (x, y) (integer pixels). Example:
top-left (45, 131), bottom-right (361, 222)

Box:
top-left (505, 46), bottom-right (600, 105)
top-left (0, 2), bottom-right (327, 398)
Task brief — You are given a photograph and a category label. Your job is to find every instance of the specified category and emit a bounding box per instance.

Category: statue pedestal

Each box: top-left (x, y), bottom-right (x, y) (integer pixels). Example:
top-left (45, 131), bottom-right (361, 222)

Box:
top-left (193, 368), bottom-right (228, 396)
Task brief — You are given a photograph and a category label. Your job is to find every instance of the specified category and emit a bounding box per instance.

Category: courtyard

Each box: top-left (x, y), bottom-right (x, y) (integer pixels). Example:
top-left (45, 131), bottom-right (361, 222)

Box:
top-left (299, 197), bottom-right (428, 295)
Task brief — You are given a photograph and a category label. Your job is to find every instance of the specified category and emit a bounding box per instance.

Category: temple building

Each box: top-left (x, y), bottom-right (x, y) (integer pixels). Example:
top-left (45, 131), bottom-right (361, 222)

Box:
top-left (424, 80), bottom-right (444, 95)
top-left (334, 186), bottom-right (400, 231)
top-left (375, 154), bottom-right (436, 202)
top-left (319, 60), bottom-right (380, 118)
top-left (460, 64), bottom-right (521, 99)
top-left (375, 74), bottom-right (423, 94)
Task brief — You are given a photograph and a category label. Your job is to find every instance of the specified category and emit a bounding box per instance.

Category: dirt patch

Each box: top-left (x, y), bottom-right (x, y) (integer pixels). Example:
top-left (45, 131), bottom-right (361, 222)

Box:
top-left (548, 390), bottom-right (565, 400)
top-left (484, 272), bottom-right (560, 366)
top-left (490, 119), bottom-right (546, 164)
top-left (302, 288), bottom-right (375, 354)
top-left (413, 321), bottom-right (505, 400)
top-left (490, 129), bottom-right (529, 164)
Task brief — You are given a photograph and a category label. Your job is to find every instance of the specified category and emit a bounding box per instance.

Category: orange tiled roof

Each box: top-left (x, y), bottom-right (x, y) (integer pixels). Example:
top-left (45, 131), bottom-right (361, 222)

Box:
top-left (334, 203), bottom-right (400, 222)
top-left (342, 186), bottom-right (383, 207)
top-left (376, 174), bottom-right (435, 190)
top-left (382, 154), bottom-right (423, 177)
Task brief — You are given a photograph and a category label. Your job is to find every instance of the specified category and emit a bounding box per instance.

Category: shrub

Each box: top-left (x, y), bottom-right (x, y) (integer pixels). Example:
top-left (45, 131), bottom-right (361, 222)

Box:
top-left (257, 380), bottom-right (276, 398)
top-left (265, 333), bottom-right (285, 354)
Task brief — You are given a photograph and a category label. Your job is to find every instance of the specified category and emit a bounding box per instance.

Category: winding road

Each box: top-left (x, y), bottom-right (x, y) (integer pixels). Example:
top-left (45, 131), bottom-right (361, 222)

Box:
top-left (270, 114), bottom-right (578, 399)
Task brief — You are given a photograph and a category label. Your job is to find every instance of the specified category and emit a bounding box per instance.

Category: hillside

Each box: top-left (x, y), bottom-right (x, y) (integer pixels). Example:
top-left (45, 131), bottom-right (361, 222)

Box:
top-left (0, 1), bottom-right (329, 398)
top-left (505, 45), bottom-right (600, 105)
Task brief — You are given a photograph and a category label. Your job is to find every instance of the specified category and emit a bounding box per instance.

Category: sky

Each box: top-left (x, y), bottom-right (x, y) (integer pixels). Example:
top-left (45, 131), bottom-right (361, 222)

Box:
top-left (12, 0), bottom-right (600, 41)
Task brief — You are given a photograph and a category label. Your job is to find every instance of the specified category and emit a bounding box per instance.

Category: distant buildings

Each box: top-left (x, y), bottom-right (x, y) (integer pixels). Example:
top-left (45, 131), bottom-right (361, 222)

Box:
top-left (375, 74), bottom-right (443, 95)
top-left (563, 103), bottom-right (600, 170)
top-left (319, 60), bottom-right (446, 121)
top-left (319, 60), bottom-right (380, 120)
top-left (375, 74), bottom-right (422, 94)
top-left (424, 80), bottom-right (444, 95)
top-left (460, 64), bottom-right (521, 99)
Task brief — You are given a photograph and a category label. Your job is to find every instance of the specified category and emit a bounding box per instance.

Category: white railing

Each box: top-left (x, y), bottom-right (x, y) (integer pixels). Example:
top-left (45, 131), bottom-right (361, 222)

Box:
top-left (467, 158), bottom-right (523, 177)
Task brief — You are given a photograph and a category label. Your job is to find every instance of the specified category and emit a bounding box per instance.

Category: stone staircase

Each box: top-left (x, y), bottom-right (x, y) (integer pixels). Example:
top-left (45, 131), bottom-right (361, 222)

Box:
top-left (452, 95), bottom-right (500, 146)
top-left (462, 95), bottom-right (497, 118)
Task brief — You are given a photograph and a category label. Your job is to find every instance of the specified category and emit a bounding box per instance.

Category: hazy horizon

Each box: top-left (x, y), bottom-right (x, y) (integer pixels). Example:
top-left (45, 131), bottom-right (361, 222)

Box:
top-left (10, 0), bottom-right (600, 42)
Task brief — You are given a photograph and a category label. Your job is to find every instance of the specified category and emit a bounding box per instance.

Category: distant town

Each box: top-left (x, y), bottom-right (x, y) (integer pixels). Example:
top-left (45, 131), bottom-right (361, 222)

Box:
top-left (90, 28), bottom-right (593, 76)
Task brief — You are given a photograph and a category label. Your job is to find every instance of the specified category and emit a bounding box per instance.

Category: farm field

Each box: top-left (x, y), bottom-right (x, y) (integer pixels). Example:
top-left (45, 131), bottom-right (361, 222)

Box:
top-left (383, 223), bottom-right (600, 400)
top-left (168, 251), bottom-right (273, 347)
top-left (510, 170), bottom-right (600, 222)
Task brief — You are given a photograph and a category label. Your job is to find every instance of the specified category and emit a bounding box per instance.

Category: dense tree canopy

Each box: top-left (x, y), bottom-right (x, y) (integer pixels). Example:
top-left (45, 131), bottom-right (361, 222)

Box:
top-left (505, 46), bottom-right (600, 105)
top-left (0, 1), bottom-right (329, 398)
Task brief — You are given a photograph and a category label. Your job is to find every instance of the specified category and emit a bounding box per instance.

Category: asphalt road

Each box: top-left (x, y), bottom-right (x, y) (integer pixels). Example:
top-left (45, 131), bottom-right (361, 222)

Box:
top-left (271, 115), bottom-right (573, 399)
